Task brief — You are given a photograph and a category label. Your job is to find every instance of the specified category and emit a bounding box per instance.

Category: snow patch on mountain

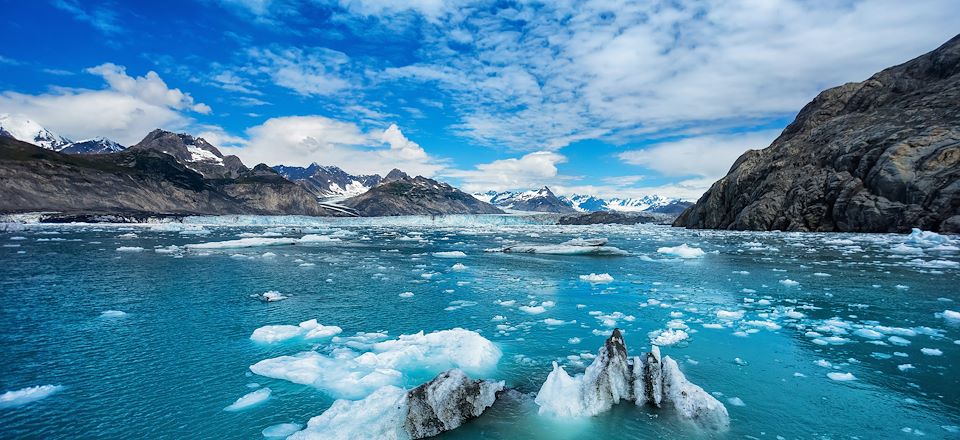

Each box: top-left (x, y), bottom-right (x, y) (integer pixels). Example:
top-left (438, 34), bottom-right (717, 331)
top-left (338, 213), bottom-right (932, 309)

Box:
top-left (0, 113), bottom-right (72, 150)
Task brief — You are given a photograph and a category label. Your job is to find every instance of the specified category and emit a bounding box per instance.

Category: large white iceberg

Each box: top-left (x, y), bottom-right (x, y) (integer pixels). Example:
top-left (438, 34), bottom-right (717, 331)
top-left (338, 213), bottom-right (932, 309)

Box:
top-left (486, 238), bottom-right (628, 256)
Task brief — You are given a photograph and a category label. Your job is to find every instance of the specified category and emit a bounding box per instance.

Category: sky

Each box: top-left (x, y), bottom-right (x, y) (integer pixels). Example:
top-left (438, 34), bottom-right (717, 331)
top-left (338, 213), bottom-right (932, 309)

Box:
top-left (1, 0), bottom-right (958, 200)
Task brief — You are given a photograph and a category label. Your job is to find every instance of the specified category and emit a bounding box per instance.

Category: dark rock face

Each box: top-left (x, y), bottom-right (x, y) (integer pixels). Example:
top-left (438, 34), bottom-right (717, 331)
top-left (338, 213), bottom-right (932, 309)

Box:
top-left (273, 163), bottom-right (382, 200)
top-left (0, 137), bottom-right (345, 216)
top-left (558, 211), bottom-right (659, 225)
top-left (130, 129), bottom-right (248, 179)
top-left (676, 35), bottom-right (960, 233)
top-left (344, 172), bottom-right (504, 216)
top-left (404, 369), bottom-right (503, 439)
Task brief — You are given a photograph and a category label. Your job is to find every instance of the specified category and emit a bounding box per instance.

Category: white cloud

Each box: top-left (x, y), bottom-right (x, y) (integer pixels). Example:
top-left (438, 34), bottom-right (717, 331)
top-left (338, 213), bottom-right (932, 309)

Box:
top-left (446, 151), bottom-right (568, 192)
top-left (618, 130), bottom-right (783, 178)
top-left (246, 47), bottom-right (352, 96)
top-left (374, 0), bottom-right (960, 151)
top-left (219, 116), bottom-right (445, 176)
top-left (0, 63), bottom-right (210, 145)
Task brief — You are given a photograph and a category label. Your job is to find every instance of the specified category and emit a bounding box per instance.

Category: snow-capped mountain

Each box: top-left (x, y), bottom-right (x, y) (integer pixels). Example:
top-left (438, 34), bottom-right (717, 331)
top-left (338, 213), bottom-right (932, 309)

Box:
top-left (130, 129), bottom-right (246, 178)
top-left (0, 114), bottom-right (125, 154)
top-left (0, 113), bottom-right (72, 150)
top-left (59, 137), bottom-right (125, 154)
top-left (273, 163), bottom-right (382, 201)
top-left (474, 187), bottom-right (576, 213)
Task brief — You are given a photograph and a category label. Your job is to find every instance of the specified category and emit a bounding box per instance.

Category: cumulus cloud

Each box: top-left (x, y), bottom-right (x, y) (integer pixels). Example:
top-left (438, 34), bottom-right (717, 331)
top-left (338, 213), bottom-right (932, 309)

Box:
top-left (220, 116), bottom-right (445, 176)
top-left (618, 130), bottom-right (783, 178)
top-left (446, 151), bottom-right (568, 192)
top-left (0, 63), bottom-right (210, 145)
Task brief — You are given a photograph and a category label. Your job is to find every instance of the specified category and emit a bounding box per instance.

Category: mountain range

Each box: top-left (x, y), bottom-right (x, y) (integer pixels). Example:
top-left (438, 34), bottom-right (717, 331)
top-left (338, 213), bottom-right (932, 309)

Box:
top-left (272, 163), bottom-right (382, 201)
top-left (475, 187), bottom-right (692, 214)
top-left (0, 114), bottom-right (125, 154)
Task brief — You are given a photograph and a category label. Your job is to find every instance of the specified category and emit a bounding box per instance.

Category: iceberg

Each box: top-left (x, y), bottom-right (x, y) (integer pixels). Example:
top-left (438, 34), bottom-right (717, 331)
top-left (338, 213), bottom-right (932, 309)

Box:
top-left (250, 320), bottom-right (343, 344)
top-left (535, 329), bottom-right (728, 429)
top-left (579, 273), bottom-right (614, 283)
top-left (186, 234), bottom-right (341, 250)
top-left (487, 238), bottom-right (627, 256)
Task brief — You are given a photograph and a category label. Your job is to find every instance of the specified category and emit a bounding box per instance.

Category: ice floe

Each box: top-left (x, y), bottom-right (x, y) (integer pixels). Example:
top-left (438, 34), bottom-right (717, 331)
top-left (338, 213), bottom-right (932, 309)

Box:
top-left (432, 251), bottom-right (466, 258)
top-left (250, 328), bottom-right (501, 399)
top-left (224, 388), bottom-right (271, 411)
top-left (250, 320), bottom-right (343, 344)
top-left (116, 246), bottom-right (144, 252)
top-left (100, 310), bottom-right (127, 318)
top-left (0, 384), bottom-right (64, 408)
top-left (826, 372), bottom-right (857, 381)
top-left (487, 238), bottom-right (627, 256)
top-left (185, 235), bottom-right (339, 250)
top-left (579, 273), bottom-right (614, 283)
top-left (256, 291), bottom-right (288, 302)
top-left (656, 244), bottom-right (705, 259)
top-left (262, 423), bottom-right (302, 438)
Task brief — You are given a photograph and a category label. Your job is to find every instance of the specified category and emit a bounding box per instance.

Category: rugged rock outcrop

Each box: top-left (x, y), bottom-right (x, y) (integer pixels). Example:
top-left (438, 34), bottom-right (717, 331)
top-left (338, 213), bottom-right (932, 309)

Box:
top-left (676, 34), bottom-right (960, 232)
top-left (0, 136), bottom-right (345, 217)
top-left (344, 169), bottom-right (504, 216)
top-left (130, 129), bottom-right (247, 179)
top-left (535, 329), bottom-right (729, 430)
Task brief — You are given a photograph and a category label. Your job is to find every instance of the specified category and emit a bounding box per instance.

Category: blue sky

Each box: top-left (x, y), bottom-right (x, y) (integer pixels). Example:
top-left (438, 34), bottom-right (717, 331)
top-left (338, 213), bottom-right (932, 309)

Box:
top-left (1, 0), bottom-right (958, 199)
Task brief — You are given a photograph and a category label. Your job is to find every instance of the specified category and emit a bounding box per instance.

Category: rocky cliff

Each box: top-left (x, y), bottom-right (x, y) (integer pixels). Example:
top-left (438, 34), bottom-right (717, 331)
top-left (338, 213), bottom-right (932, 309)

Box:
top-left (0, 137), bottom-right (344, 217)
top-left (675, 34), bottom-right (960, 233)
top-left (344, 169), bottom-right (504, 216)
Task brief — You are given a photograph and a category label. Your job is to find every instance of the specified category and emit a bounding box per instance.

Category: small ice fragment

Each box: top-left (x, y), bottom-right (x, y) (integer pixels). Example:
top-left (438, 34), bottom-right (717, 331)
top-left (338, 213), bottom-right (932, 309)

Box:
top-left (920, 348), bottom-right (942, 356)
top-left (100, 310), bottom-right (127, 318)
top-left (224, 388), bottom-right (271, 411)
top-left (656, 244), bottom-right (705, 258)
top-left (451, 263), bottom-right (467, 271)
top-left (398, 292), bottom-right (415, 298)
top-left (826, 372), bottom-right (856, 381)
top-left (432, 251), bottom-right (467, 258)
top-left (262, 423), bottom-right (302, 438)
top-left (779, 279), bottom-right (799, 287)
top-left (116, 246), bottom-right (144, 252)
top-left (898, 364), bottom-right (914, 371)
top-left (258, 291), bottom-right (288, 302)
top-left (726, 397), bottom-right (745, 407)
top-left (579, 273), bottom-right (614, 283)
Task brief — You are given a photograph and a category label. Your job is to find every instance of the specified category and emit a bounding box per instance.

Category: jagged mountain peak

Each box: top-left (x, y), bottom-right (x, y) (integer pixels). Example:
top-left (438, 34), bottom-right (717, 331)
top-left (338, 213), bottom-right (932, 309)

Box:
top-left (0, 113), bottom-right (73, 150)
top-left (272, 163), bottom-right (383, 201)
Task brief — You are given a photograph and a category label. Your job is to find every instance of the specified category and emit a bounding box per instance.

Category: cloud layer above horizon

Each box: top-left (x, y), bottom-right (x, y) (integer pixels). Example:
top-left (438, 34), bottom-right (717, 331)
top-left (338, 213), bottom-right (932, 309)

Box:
top-left (1, 0), bottom-right (958, 199)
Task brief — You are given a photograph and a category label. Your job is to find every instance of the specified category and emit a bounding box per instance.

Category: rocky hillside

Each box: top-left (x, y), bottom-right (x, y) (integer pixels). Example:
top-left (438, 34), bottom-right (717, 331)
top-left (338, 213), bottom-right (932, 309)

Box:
top-left (676, 34), bottom-right (960, 233)
top-left (129, 129), bottom-right (246, 179)
top-left (273, 163), bottom-right (381, 200)
top-left (0, 136), bottom-right (345, 217)
top-left (345, 169), bottom-right (504, 216)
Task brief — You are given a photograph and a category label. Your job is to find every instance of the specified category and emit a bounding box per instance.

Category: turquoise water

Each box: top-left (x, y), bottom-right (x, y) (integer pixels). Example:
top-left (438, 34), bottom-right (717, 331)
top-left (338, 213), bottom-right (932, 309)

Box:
top-left (1, 217), bottom-right (958, 438)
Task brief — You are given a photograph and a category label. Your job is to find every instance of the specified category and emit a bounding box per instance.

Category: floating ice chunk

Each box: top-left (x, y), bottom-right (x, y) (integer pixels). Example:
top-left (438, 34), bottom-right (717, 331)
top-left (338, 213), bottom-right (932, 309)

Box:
top-left (826, 372), bottom-right (856, 381)
top-left (288, 385), bottom-right (409, 440)
top-left (490, 238), bottom-right (627, 256)
top-left (898, 364), bottom-right (915, 371)
top-left (942, 310), bottom-right (960, 322)
top-left (543, 318), bottom-right (573, 326)
top-left (579, 273), bottom-right (614, 283)
top-left (726, 397), bottom-right (745, 407)
top-left (649, 329), bottom-right (689, 346)
top-left (890, 244), bottom-right (923, 255)
top-left (433, 251), bottom-right (466, 258)
top-left (535, 362), bottom-right (586, 417)
top-left (853, 329), bottom-right (883, 339)
top-left (568, 337), bottom-right (581, 344)
top-left (0, 385), bottom-right (63, 408)
top-left (536, 329), bottom-right (631, 418)
top-left (519, 305), bottom-right (547, 314)
top-left (812, 272), bottom-right (831, 277)
top-left (660, 356), bottom-right (730, 429)
top-left (251, 325), bottom-right (303, 344)
top-left (451, 263), bottom-right (467, 271)
top-left (716, 310), bottom-right (744, 320)
top-left (656, 244), bottom-right (705, 259)
top-left (262, 423), bottom-right (303, 438)
top-left (888, 336), bottom-right (911, 346)
top-left (744, 320), bottom-right (781, 331)
top-left (116, 246), bottom-right (144, 252)
top-left (490, 315), bottom-right (506, 322)
top-left (299, 234), bottom-right (340, 243)
top-left (779, 279), bottom-right (799, 287)
top-left (224, 388), bottom-right (271, 411)
top-left (251, 328), bottom-right (501, 399)
top-left (814, 359), bottom-right (832, 368)
top-left (100, 310), bottom-right (127, 318)
top-left (187, 238), bottom-right (299, 249)
top-left (906, 228), bottom-right (954, 247)
top-left (398, 292), bottom-right (415, 298)
top-left (920, 348), bottom-right (942, 356)
top-left (257, 291), bottom-right (288, 302)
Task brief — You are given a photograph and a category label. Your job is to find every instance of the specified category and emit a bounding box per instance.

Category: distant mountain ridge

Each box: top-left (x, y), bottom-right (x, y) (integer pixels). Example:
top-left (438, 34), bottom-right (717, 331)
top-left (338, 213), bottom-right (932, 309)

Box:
top-left (346, 169), bottom-right (503, 216)
top-left (0, 114), bottom-right (124, 154)
top-left (476, 188), bottom-right (690, 214)
top-left (273, 163), bottom-right (382, 200)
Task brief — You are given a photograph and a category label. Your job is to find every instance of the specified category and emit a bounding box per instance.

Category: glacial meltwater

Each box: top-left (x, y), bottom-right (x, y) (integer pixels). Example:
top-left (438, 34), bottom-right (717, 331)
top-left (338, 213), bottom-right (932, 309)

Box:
top-left (1, 216), bottom-right (958, 439)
